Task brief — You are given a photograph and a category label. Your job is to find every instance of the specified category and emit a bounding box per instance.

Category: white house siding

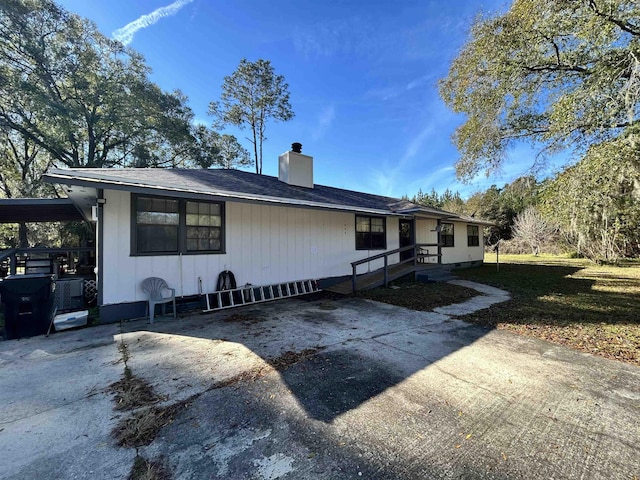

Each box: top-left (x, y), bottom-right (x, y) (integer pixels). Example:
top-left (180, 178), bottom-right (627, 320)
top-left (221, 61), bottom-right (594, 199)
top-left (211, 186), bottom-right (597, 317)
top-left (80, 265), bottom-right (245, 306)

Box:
top-left (441, 221), bottom-right (484, 264)
top-left (415, 218), bottom-right (439, 264)
top-left (101, 189), bottom-right (399, 305)
top-left (415, 218), bottom-right (484, 264)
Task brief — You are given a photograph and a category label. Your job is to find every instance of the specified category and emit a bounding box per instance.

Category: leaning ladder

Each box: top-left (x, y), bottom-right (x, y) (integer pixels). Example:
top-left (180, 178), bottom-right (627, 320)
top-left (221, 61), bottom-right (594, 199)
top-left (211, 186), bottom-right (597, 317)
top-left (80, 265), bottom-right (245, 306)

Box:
top-left (202, 279), bottom-right (320, 313)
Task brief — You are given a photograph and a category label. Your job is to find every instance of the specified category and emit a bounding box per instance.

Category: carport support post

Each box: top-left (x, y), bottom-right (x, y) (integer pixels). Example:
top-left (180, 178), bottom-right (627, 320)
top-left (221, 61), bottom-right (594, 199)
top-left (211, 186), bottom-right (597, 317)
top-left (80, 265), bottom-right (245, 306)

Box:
top-left (9, 253), bottom-right (16, 275)
top-left (97, 189), bottom-right (104, 306)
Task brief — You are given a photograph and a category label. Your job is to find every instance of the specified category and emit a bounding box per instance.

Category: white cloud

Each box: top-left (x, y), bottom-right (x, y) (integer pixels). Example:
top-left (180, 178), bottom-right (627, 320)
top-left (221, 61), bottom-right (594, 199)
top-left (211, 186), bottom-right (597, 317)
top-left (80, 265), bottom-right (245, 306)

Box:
top-left (112, 0), bottom-right (194, 46)
top-left (406, 74), bottom-right (433, 91)
top-left (365, 123), bottom-right (437, 198)
top-left (402, 123), bottom-right (434, 163)
top-left (311, 104), bottom-right (336, 141)
top-left (365, 74), bottom-right (435, 101)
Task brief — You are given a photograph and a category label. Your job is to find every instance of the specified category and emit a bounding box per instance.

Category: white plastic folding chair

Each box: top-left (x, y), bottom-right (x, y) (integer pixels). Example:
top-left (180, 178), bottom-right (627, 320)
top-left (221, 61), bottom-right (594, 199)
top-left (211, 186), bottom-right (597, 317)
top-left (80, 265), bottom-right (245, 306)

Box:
top-left (141, 277), bottom-right (176, 323)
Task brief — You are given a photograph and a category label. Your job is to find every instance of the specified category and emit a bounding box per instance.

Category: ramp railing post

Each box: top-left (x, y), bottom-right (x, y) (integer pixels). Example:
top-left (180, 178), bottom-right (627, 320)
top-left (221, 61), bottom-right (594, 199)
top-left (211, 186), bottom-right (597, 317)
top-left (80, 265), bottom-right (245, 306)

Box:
top-left (352, 265), bottom-right (357, 293)
top-left (384, 256), bottom-right (388, 287)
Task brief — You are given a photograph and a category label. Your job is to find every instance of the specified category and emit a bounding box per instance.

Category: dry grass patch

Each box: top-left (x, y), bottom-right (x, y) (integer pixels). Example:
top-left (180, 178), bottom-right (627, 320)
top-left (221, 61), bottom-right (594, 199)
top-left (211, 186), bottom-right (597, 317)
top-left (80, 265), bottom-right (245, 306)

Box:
top-left (112, 400), bottom-right (189, 448)
top-left (128, 455), bottom-right (171, 480)
top-left (109, 367), bottom-right (160, 411)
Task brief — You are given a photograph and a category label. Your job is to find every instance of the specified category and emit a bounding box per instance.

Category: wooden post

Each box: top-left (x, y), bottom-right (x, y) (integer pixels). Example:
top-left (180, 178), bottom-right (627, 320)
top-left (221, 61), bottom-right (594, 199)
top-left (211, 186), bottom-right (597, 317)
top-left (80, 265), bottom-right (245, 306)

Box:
top-left (352, 266), bottom-right (357, 294)
top-left (384, 256), bottom-right (388, 287)
top-left (496, 242), bottom-right (500, 272)
top-left (9, 253), bottom-right (16, 275)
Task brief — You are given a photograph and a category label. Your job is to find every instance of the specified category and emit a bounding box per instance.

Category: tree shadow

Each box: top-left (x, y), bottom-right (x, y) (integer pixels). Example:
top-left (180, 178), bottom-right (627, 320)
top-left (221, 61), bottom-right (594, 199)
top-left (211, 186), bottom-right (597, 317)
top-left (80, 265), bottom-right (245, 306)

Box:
top-left (118, 294), bottom-right (492, 424)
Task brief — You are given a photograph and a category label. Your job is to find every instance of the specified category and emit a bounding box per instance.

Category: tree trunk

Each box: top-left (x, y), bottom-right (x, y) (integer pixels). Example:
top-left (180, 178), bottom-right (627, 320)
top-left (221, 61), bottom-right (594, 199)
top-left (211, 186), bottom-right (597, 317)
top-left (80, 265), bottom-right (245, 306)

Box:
top-left (18, 222), bottom-right (28, 248)
top-left (252, 126), bottom-right (259, 174)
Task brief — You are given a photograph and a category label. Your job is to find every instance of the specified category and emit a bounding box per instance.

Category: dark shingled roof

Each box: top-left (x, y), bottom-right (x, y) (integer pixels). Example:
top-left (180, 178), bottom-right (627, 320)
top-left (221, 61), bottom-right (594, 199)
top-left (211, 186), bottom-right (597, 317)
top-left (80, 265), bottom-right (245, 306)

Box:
top-left (44, 167), bottom-right (490, 223)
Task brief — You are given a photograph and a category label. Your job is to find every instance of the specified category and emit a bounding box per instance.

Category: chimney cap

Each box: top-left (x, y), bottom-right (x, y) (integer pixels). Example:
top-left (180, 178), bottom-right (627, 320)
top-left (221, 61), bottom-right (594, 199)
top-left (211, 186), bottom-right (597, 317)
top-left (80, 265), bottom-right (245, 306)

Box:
top-left (291, 142), bottom-right (302, 153)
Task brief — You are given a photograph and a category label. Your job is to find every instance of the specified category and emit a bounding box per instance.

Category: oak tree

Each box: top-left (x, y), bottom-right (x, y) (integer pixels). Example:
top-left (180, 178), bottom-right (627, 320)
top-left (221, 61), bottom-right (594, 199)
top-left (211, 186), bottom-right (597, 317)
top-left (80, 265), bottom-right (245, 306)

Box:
top-left (0, 0), bottom-right (195, 168)
top-left (439, 0), bottom-right (640, 180)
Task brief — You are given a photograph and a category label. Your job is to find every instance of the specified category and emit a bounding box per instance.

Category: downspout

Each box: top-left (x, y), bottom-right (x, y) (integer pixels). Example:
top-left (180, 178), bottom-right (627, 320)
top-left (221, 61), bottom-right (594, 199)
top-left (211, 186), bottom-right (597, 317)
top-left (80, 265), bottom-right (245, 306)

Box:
top-left (179, 252), bottom-right (184, 297)
top-left (436, 219), bottom-right (442, 264)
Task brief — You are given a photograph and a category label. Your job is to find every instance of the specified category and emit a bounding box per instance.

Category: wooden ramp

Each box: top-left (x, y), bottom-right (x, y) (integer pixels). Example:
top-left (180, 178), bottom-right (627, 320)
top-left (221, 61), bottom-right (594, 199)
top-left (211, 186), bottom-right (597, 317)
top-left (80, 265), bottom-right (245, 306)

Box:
top-left (325, 263), bottom-right (450, 295)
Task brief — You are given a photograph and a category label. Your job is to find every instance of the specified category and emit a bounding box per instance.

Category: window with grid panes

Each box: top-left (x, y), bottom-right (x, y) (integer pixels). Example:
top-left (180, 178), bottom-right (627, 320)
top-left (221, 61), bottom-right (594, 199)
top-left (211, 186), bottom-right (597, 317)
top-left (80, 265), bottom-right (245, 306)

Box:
top-left (441, 223), bottom-right (454, 247)
top-left (355, 215), bottom-right (386, 250)
top-left (186, 201), bottom-right (222, 252)
top-left (132, 195), bottom-right (224, 255)
top-left (135, 197), bottom-right (179, 253)
top-left (467, 225), bottom-right (480, 247)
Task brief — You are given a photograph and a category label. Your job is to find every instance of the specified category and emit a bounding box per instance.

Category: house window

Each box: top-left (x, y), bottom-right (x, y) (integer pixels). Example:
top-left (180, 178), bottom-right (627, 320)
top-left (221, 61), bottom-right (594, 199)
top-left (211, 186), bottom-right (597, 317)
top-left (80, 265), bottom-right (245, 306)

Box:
top-left (355, 215), bottom-right (386, 250)
top-left (135, 197), bottom-right (179, 253)
top-left (186, 201), bottom-right (222, 252)
top-left (467, 225), bottom-right (480, 247)
top-left (133, 195), bottom-right (224, 255)
top-left (441, 223), bottom-right (454, 247)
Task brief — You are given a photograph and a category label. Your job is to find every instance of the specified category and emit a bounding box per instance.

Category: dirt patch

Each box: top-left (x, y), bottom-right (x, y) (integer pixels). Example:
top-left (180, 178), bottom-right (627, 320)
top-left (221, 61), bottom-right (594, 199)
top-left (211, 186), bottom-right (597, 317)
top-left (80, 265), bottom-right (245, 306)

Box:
top-left (222, 312), bottom-right (269, 324)
top-left (209, 367), bottom-right (274, 390)
top-left (128, 455), bottom-right (171, 480)
top-left (206, 347), bottom-right (326, 391)
top-left (318, 303), bottom-right (338, 311)
top-left (269, 347), bottom-right (325, 371)
top-left (223, 313), bottom-right (255, 323)
top-left (359, 282), bottom-right (478, 312)
top-left (297, 291), bottom-right (345, 302)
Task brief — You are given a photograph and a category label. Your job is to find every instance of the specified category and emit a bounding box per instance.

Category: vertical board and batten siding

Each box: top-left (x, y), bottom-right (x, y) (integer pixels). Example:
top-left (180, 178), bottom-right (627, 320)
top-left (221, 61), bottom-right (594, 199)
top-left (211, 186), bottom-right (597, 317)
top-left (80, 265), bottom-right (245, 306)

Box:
top-left (101, 189), bottom-right (399, 305)
top-left (415, 218), bottom-right (439, 264)
top-left (415, 218), bottom-right (485, 264)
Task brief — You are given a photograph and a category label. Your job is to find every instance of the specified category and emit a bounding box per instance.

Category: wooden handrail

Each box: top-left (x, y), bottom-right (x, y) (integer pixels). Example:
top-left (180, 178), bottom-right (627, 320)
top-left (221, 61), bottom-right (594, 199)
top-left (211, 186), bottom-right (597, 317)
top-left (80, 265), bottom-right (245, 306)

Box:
top-left (350, 244), bottom-right (416, 267)
top-left (350, 243), bottom-right (440, 292)
top-left (0, 248), bottom-right (17, 262)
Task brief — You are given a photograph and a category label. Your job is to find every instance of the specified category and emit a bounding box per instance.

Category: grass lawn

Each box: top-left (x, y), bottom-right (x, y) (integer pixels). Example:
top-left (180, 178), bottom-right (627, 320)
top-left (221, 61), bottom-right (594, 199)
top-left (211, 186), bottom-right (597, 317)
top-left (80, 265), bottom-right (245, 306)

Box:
top-left (361, 254), bottom-right (639, 366)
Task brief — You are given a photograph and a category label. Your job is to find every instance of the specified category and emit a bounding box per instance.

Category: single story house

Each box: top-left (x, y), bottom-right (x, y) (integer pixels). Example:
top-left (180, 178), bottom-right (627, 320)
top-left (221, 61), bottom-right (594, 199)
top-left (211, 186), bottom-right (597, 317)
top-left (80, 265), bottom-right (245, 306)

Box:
top-left (43, 146), bottom-right (491, 322)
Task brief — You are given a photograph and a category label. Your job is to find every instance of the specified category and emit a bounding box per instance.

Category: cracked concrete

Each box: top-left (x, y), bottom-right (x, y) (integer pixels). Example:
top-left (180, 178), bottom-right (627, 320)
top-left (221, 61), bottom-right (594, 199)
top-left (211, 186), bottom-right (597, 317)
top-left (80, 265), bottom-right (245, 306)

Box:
top-left (1, 281), bottom-right (639, 479)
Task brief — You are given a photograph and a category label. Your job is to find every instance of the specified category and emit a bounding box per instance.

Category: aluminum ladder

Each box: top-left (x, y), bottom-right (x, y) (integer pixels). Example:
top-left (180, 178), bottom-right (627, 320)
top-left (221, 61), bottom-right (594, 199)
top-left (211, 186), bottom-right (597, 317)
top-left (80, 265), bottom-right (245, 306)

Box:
top-left (202, 279), bottom-right (320, 313)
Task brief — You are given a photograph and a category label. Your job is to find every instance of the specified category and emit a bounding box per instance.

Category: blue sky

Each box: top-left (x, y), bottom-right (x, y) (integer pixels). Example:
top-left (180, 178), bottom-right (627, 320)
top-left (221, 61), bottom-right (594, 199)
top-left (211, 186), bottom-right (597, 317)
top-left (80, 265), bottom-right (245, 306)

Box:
top-left (56, 0), bottom-right (555, 200)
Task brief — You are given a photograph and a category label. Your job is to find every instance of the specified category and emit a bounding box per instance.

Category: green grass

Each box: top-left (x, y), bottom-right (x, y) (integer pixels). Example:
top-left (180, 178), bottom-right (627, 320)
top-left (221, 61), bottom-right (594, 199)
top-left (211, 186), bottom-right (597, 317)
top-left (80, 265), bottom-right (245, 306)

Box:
top-left (360, 254), bottom-right (639, 365)
top-left (455, 254), bottom-right (640, 365)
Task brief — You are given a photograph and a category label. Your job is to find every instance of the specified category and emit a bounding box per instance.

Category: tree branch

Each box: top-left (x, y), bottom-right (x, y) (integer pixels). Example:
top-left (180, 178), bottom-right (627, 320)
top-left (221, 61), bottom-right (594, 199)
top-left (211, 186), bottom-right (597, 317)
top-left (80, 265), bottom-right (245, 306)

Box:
top-left (587, 0), bottom-right (640, 37)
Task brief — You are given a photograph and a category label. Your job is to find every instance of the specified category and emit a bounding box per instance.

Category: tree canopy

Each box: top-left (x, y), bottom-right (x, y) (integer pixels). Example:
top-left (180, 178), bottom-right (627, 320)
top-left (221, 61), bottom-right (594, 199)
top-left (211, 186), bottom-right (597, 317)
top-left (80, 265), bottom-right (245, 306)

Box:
top-left (439, 0), bottom-right (640, 180)
top-left (0, 0), bottom-right (195, 169)
top-left (210, 58), bottom-right (294, 174)
top-left (541, 139), bottom-right (640, 260)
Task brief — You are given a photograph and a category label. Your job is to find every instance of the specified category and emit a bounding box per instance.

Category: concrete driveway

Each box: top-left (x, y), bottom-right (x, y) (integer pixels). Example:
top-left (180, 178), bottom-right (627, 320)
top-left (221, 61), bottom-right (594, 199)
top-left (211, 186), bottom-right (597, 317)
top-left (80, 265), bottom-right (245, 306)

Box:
top-left (1, 282), bottom-right (638, 479)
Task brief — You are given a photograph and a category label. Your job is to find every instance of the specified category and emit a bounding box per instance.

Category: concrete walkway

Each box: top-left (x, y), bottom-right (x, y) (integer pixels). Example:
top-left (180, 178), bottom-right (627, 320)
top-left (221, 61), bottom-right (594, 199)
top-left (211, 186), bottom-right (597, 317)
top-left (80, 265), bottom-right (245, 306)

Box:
top-left (1, 282), bottom-right (638, 479)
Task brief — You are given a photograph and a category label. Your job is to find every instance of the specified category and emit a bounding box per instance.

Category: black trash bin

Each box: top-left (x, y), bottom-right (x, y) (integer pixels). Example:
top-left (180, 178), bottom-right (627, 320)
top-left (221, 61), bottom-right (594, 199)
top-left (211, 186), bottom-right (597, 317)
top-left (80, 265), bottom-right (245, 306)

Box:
top-left (0, 274), bottom-right (56, 340)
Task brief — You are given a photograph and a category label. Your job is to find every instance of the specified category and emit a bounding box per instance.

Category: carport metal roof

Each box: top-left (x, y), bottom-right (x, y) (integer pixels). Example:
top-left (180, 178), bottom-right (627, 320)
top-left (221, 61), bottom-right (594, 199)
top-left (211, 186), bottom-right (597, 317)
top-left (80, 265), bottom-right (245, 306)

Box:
top-left (0, 198), bottom-right (85, 223)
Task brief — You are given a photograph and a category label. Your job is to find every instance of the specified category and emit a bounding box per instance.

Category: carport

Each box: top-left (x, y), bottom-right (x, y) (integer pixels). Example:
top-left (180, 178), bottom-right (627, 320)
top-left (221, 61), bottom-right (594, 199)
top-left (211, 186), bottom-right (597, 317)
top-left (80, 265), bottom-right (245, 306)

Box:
top-left (0, 198), bottom-right (96, 310)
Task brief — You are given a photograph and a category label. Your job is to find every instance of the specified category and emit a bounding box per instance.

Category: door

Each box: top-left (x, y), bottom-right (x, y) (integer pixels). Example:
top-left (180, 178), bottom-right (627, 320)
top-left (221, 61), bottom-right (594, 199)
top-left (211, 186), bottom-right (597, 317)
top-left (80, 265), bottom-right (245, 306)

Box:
top-left (399, 219), bottom-right (414, 261)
